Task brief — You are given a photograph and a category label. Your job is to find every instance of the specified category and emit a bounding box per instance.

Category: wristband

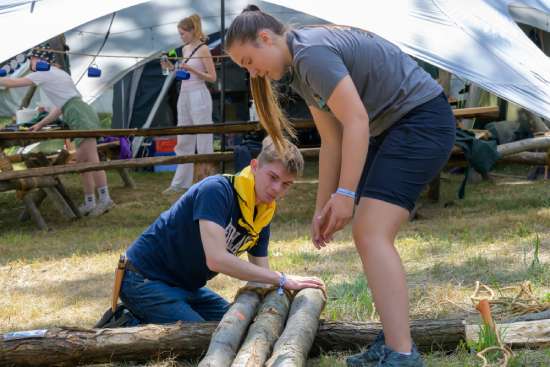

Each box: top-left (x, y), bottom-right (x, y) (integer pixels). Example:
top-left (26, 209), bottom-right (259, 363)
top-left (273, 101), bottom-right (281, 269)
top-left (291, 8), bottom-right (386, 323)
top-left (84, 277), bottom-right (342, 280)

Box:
top-left (277, 272), bottom-right (287, 295)
top-left (335, 187), bottom-right (356, 200)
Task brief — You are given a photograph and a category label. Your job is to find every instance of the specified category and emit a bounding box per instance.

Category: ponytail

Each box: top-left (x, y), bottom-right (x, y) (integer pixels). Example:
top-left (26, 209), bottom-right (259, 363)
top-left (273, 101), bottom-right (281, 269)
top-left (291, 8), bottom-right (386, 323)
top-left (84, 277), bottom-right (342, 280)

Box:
top-left (178, 14), bottom-right (207, 42)
top-left (226, 5), bottom-right (294, 153)
top-left (251, 76), bottom-right (296, 153)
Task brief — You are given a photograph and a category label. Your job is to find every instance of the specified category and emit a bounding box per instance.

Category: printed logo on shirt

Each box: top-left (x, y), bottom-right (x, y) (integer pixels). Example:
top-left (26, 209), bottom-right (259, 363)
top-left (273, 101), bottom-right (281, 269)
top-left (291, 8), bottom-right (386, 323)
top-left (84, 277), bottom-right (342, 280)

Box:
top-left (224, 222), bottom-right (254, 256)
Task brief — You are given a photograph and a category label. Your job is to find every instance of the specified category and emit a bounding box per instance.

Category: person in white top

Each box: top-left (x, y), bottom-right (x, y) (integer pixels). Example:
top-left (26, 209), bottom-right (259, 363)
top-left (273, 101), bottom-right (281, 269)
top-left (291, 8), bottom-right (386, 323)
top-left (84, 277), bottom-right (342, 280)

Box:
top-left (160, 14), bottom-right (217, 195)
top-left (0, 46), bottom-right (115, 216)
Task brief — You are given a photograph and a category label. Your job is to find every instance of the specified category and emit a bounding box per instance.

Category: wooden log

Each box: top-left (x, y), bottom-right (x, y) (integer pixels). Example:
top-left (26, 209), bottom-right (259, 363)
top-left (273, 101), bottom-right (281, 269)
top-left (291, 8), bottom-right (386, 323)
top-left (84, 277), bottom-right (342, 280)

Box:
top-left (266, 288), bottom-right (326, 367)
top-left (497, 136), bottom-right (550, 156)
top-left (3, 317), bottom-right (522, 366)
top-left (54, 180), bottom-right (82, 218)
top-left (312, 318), bottom-right (465, 354)
top-left (42, 187), bottom-right (77, 219)
top-left (198, 290), bottom-right (261, 367)
top-left (19, 190), bottom-right (47, 222)
top-left (0, 107), bottom-right (499, 142)
top-left (0, 177), bottom-right (55, 191)
top-left (117, 168), bottom-right (136, 189)
top-left (21, 193), bottom-right (48, 231)
top-left (0, 152), bottom-right (234, 181)
top-left (498, 152), bottom-right (547, 165)
top-left (0, 323), bottom-right (217, 367)
top-left (231, 291), bottom-right (290, 367)
top-left (465, 319), bottom-right (550, 347)
top-left (2, 146), bottom-right (547, 184)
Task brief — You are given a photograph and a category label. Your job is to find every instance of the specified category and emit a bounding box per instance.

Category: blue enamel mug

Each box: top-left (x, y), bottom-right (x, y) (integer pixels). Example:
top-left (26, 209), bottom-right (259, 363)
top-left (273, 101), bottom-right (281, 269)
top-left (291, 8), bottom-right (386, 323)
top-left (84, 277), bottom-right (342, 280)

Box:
top-left (175, 69), bottom-right (190, 80)
top-left (0, 69), bottom-right (6, 77)
top-left (88, 65), bottom-right (101, 78)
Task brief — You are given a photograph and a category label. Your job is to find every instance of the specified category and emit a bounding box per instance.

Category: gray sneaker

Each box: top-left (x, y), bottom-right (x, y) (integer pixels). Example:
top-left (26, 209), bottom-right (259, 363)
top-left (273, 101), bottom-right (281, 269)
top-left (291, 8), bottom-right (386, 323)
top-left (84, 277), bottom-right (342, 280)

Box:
top-left (89, 199), bottom-right (115, 217)
top-left (346, 330), bottom-right (385, 367)
top-left (78, 203), bottom-right (95, 216)
top-left (376, 344), bottom-right (424, 367)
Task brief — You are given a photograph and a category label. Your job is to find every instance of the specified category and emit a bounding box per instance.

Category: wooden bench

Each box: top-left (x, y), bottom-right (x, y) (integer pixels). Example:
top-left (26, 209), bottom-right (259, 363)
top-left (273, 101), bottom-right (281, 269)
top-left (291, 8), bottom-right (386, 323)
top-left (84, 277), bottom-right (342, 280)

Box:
top-left (0, 149), bottom-right (81, 230)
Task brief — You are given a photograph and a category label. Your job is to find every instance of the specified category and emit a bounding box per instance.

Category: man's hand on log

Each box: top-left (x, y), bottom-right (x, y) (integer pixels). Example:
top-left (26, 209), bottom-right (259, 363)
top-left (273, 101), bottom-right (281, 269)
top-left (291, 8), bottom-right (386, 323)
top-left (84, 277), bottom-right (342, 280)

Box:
top-left (284, 275), bottom-right (326, 292)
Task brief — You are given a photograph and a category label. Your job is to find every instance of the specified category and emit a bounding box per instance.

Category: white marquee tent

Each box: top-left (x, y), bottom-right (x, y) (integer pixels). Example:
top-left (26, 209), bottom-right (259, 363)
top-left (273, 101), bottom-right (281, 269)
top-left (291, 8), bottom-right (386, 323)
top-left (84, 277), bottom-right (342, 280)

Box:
top-left (1, 0), bottom-right (549, 121)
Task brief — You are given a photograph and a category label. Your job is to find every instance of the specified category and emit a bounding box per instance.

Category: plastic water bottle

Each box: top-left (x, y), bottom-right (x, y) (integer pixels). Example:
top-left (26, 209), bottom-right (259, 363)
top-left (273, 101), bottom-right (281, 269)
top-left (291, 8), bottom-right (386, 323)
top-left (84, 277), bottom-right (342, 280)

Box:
top-left (160, 54), bottom-right (170, 76)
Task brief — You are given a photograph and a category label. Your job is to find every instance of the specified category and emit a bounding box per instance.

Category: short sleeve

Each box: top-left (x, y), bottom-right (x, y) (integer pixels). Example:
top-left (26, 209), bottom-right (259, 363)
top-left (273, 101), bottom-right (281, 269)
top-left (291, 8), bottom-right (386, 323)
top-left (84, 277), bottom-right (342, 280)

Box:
top-left (192, 178), bottom-right (232, 228)
top-left (294, 46), bottom-right (349, 103)
top-left (26, 71), bottom-right (48, 86)
top-left (247, 225), bottom-right (270, 257)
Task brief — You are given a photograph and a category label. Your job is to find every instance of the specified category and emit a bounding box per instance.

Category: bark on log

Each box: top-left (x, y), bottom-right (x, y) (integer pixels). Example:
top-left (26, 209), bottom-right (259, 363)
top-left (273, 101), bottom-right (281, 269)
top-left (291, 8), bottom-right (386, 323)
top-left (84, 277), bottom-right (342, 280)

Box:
top-left (266, 288), bottom-right (326, 367)
top-left (465, 319), bottom-right (550, 347)
top-left (198, 290), bottom-right (261, 367)
top-left (0, 317), bottom-right (498, 366)
top-left (499, 151), bottom-right (547, 165)
top-left (231, 291), bottom-right (290, 367)
top-left (0, 323), bottom-right (217, 366)
top-left (312, 319), bottom-right (465, 354)
top-left (497, 136), bottom-right (550, 156)
top-left (0, 152), bottom-right (233, 181)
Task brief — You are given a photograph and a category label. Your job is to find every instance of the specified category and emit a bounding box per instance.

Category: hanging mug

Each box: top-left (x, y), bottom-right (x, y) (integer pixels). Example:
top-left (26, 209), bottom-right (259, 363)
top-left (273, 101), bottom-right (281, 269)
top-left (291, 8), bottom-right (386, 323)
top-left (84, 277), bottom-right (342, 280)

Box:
top-left (0, 68), bottom-right (7, 77)
top-left (36, 60), bottom-right (50, 71)
top-left (88, 64), bottom-right (101, 78)
top-left (175, 69), bottom-right (190, 80)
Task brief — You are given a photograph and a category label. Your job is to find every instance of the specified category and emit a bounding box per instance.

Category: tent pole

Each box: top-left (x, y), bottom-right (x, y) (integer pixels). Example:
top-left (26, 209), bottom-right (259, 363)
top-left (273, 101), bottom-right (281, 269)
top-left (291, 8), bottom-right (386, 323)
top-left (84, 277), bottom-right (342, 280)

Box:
top-left (131, 72), bottom-right (176, 157)
top-left (220, 0), bottom-right (227, 173)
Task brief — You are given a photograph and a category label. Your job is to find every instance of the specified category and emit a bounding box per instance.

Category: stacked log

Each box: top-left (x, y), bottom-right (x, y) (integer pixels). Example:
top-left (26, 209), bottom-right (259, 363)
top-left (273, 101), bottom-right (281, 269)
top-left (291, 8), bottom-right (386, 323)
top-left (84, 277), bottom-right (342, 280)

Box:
top-left (198, 290), bottom-right (261, 367)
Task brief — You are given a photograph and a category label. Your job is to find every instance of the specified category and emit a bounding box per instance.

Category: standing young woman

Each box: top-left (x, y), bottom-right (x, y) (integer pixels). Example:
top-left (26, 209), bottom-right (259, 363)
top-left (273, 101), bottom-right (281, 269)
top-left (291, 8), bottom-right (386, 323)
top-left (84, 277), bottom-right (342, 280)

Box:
top-left (0, 47), bottom-right (115, 217)
top-left (161, 14), bottom-right (217, 195)
top-left (225, 5), bottom-right (455, 367)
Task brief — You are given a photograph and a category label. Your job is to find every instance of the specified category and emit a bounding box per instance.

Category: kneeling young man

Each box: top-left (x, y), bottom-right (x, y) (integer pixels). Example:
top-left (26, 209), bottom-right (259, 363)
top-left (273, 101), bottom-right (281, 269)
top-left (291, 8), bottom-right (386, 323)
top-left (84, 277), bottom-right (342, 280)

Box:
top-left (120, 137), bottom-right (323, 323)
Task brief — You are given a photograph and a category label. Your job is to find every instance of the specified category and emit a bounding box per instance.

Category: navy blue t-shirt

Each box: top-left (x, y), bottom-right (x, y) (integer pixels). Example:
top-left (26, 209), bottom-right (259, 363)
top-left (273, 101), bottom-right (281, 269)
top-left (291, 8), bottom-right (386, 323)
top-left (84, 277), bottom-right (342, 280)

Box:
top-left (126, 175), bottom-right (270, 291)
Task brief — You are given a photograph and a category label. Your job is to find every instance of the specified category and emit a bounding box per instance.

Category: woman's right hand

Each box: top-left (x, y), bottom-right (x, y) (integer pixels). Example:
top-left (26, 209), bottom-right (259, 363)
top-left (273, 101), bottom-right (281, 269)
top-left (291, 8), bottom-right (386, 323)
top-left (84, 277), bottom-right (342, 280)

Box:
top-left (284, 274), bottom-right (325, 291)
top-left (311, 210), bottom-right (333, 249)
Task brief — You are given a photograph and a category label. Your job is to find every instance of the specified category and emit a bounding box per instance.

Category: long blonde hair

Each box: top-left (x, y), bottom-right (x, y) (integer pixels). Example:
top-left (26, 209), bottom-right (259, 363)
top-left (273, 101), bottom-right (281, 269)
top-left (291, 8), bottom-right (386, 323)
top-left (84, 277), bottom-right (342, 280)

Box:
top-left (226, 5), bottom-right (295, 153)
top-left (178, 14), bottom-right (207, 43)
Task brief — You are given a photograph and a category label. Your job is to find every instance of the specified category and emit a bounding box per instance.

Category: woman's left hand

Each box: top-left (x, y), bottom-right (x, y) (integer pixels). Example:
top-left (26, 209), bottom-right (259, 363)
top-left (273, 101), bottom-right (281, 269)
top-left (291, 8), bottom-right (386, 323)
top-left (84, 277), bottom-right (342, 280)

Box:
top-left (317, 193), bottom-right (354, 242)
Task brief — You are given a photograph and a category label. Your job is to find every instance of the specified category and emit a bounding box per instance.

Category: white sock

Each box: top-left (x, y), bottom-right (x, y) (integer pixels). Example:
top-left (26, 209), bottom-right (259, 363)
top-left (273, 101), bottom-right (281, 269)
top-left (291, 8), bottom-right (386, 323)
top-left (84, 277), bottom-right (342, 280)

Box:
top-left (85, 194), bottom-right (96, 208)
top-left (398, 351), bottom-right (412, 356)
top-left (97, 186), bottom-right (111, 203)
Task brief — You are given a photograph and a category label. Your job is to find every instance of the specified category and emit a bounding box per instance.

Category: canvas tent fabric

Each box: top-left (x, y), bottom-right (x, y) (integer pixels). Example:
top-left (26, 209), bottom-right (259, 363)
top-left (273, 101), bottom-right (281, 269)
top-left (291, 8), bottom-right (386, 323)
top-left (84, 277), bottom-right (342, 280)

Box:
top-left (0, 0), bottom-right (148, 64)
top-left (1, 0), bottom-right (549, 121)
top-left (264, 0), bottom-right (550, 121)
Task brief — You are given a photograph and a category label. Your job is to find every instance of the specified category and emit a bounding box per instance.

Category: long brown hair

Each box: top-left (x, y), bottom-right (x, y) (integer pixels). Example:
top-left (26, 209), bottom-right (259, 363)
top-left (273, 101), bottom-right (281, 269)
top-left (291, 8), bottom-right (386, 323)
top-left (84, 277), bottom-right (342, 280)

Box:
top-left (226, 5), bottom-right (295, 153)
top-left (178, 14), bottom-right (207, 43)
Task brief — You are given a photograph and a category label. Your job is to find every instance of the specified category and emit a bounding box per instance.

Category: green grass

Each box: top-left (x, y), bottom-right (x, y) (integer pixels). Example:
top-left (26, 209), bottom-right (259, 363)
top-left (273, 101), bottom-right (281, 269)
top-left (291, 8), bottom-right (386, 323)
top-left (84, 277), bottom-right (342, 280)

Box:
top-left (1, 161), bottom-right (549, 366)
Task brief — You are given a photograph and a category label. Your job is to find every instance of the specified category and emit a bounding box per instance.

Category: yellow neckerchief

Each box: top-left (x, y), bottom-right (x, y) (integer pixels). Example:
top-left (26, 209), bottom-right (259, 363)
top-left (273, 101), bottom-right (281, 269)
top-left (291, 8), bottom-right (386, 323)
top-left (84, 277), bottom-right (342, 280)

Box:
top-left (225, 166), bottom-right (276, 252)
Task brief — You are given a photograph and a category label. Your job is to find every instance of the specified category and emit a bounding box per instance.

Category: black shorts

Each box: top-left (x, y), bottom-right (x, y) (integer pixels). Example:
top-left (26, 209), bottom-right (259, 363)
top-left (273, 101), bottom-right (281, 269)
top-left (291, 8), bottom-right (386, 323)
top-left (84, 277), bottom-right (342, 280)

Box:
top-left (357, 93), bottom-right (456, 212)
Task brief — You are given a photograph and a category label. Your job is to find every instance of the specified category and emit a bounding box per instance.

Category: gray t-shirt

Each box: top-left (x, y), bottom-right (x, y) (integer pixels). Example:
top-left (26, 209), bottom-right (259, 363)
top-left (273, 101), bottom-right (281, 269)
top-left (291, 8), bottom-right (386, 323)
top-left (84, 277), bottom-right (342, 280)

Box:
top-left (287, 26), bottom-right (443, 136)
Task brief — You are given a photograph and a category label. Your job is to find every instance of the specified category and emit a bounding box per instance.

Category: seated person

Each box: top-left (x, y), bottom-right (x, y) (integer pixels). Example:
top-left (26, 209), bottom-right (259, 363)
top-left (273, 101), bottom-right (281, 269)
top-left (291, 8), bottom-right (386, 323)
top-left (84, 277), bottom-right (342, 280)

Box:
top-left (120, 137), bottom-right (324, 323)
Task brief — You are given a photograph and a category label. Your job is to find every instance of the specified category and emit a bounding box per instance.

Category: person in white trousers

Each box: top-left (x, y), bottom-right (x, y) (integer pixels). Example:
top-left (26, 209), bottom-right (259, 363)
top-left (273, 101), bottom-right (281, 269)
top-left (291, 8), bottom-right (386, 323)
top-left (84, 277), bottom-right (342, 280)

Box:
top-left (161, 14), bottom-right (217, 195)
